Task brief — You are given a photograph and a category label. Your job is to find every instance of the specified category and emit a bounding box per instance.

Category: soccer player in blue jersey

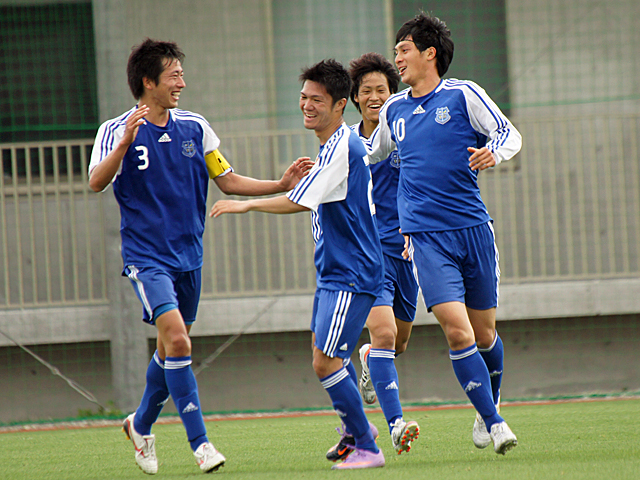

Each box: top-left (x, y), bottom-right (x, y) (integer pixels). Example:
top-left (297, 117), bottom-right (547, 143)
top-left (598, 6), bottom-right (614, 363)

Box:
top-left (368, 13), bottom-right (522, 455)
top-left (210, 59), bottom-right (386, 470)
top-left (88, 39), bottom-right (312, 475)
top-left (324, 52), bottom-right (420, 459)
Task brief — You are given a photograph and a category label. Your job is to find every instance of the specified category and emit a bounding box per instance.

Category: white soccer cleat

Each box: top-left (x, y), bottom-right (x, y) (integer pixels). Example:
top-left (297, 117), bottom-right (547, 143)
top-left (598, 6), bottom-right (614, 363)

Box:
top-left (390, 418), bottom-right (420, 454)
top-left (358, 344), bottom-right (377, 404)
top-left (194, 442), bottom-right (226, 473)
top-left (490, 421), bottom-right (518, 455)
top-left (122, 413), bottom-right (158, 475)
top-left (472, 412), bottom-right (491, 449)
top-left (473, 394), bottom-right (500, 449)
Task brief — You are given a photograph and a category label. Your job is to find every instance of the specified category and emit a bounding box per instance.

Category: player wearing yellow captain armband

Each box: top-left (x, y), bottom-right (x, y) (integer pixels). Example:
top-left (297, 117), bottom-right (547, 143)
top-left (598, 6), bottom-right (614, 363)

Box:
top-left (205, 149), bottom-right (231, 178)
top-left (88, 38), bottom-right (313, 476)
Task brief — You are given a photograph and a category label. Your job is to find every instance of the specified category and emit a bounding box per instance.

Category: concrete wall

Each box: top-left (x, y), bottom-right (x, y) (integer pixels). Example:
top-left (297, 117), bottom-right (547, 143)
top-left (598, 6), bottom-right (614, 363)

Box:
top-left (2, 312), bottom-right (638, 423)
top-left (507, 0), bottom-right (640, 117)
top-left (92, 0), bottom-right (274, 134)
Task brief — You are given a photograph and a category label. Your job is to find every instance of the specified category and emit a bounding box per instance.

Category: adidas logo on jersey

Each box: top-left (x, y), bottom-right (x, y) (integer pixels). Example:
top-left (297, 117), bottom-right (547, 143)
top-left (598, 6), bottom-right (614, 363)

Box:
top-left (339, 343), bottom-right (349, 351)
top-left (464, 381), bottom-right (482, 393)
top-left (158, 133), bottom-right (172, 142)
top-left (385, 381), bottom-right (399, 390)
top-left (413, 105), bottom-right (426, 115)
top-left (182, 402), bottom-right (199, 413)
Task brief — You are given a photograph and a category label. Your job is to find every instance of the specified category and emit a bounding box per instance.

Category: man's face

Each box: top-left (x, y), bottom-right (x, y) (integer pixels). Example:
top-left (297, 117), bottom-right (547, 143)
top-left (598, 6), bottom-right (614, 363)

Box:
top-left (299, 80), bottom-right (342, 134)
top-left (147, 58), bottom-right (186, 108)
top-left (394, 36), bottom-right (432, 86)
top-left (354, 72), bottom-right (391, 125)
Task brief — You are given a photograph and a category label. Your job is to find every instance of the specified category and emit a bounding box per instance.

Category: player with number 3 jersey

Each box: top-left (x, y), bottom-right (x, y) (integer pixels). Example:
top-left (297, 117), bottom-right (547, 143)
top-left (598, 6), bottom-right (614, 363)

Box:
top-left (89, 39), bottom-right (312, 475)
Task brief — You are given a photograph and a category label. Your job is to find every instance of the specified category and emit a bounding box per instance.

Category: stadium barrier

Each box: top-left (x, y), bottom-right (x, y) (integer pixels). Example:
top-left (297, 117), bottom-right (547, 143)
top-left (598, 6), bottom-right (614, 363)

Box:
top-left (1, 115), bottom-right (639, 420)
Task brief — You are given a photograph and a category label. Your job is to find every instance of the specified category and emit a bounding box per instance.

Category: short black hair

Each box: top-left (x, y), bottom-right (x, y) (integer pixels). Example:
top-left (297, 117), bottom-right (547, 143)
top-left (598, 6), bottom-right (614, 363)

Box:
top-left (299, 59), bottom-right (352, 109)
top-left (127, 38), bottom-right (185, 99)
top-left (348, 52), bottom-right (401, 113)
top-left (396, 12), bottom-right (454, 77)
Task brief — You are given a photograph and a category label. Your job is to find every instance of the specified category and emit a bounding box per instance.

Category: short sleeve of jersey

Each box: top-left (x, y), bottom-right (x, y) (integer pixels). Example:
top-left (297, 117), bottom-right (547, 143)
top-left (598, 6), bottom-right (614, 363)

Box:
top-left (201, 120), bottom-right (221, 156)
top-left (88, 108), bottom-right (133, 187)
top-left (286, 126), bottom-right (350, 212)
top-left (368, 92), bottom-right (404, 163)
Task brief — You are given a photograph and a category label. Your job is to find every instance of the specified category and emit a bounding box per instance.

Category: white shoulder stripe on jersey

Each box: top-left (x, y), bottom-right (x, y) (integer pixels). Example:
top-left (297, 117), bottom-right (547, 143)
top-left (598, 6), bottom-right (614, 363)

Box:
top-left (100, 108), bottom-right (134, 160)
top-left (441, 79), bottom-right (506, 129)
top-left (288, 126), bottom-right (346, 204)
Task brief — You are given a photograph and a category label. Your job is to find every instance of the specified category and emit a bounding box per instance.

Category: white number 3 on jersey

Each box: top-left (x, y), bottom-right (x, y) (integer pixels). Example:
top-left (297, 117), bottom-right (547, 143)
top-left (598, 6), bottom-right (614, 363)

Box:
top-left (135, 146), bottom-right (149, 170)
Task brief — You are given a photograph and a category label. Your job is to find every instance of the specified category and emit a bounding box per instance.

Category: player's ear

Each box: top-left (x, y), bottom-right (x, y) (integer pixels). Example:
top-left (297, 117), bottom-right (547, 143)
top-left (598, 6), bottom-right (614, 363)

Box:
top-left (142, 76), bottom-right (155, 91)
top-left (424, 46), bottom-right (436, 60)
top-left (334, 98), bottom-right (347, 112)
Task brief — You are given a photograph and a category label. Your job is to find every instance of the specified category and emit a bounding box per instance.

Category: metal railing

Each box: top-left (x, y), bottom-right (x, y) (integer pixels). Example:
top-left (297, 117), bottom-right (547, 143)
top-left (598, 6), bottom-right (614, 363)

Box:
top-left (1, 115), bottom-right (639, 309)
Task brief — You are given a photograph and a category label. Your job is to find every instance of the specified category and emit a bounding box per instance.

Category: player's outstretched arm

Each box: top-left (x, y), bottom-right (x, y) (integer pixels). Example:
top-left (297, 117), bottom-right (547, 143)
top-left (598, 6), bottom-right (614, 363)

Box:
top-left (214, 157), bottom-right (314, 196)
top-left (89, 105), bottom-right (150, 192)
top-left (279, 157), bottom-right (314, 191)
top-left (209, 195), bottom-right (308, 218)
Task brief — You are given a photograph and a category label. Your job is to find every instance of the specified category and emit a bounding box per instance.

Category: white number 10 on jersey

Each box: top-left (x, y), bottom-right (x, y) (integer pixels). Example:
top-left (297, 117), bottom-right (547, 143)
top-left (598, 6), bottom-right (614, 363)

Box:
top-left (392, 118), bottom-right (406, 142)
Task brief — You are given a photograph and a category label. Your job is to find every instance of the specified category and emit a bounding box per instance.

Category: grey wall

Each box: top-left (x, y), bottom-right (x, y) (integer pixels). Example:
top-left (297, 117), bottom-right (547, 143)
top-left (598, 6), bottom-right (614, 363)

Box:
top-left (507, 0), bottom-right (640, 118)
top-left (1, 313), bottom-right (638, 423)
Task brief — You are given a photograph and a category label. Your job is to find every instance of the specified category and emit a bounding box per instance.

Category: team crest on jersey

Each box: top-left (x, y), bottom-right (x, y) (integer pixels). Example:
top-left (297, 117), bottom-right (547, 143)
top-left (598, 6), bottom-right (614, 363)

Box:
top-left (181, 140), bottom-right (196, 158)
top-left (389, 151), bottom-right (401, 169)
top-left (435, 106), bottom-right (451, 125)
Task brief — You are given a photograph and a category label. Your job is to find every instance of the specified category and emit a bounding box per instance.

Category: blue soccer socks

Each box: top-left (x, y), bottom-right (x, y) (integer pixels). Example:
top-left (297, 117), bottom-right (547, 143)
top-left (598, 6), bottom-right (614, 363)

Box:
top-left (321, 367), bottom-right (379, 453)
top-left (450, 344), bottom-right (503, 431)
top-left (479, 332), bottom-right (504, 405)
top-left (164, 356), bottom-right (209, 451)
top-left (134, 351), bottom-right (170, 435)
top-left (368, 348), bottom-right (403, 432)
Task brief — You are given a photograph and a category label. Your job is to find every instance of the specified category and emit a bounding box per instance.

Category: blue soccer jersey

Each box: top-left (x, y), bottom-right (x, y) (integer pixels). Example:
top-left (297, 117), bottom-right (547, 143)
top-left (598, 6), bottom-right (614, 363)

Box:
top-left (369, 79), bottom-right (522, 234)
top-left (351, 122), bottom-right (405, 260)
top-left (89, 106), bottom-right (232, 271)
top-left (287, 123), bottom-right (383, 296)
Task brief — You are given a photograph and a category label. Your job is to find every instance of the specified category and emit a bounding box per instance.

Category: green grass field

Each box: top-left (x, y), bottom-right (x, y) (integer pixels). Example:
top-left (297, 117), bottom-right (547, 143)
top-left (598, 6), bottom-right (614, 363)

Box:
top-left (2, 398), bottom-right (639, 480)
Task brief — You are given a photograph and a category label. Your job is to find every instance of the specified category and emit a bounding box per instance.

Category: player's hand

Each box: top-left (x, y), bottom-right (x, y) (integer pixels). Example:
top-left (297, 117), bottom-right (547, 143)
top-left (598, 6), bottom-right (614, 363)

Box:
top-left (468, 146), bottom-right (496, 171)
top-left (401, 229), bottom-right (412, 260)
top-left (209, 199), bottom-right (250, 218)
top-left (279, 157), bottom-right (314, 191)
top-left (120, 105), bottom-right (150, 147)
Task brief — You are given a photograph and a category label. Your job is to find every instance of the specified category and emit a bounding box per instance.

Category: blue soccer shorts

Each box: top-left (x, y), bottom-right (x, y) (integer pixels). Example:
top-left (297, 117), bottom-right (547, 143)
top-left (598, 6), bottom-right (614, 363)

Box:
top-left (311, 289), bottom-right (376, 359)
top-left (409, 222), bottom-right (500, 311)
top-left (372, 253), bottom-right (419, 323)
top-left (122, 264), bottom-right (202, 325)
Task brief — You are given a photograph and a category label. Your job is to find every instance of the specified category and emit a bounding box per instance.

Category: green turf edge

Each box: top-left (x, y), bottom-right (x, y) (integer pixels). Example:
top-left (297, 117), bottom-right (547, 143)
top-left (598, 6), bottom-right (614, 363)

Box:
top-left (2, 389), bottom-right (638, 428)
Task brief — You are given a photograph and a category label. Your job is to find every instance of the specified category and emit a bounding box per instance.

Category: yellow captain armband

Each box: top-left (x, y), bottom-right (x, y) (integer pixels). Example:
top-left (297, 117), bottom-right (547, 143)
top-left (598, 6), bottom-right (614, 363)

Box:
top-left (205, 149), bottom-right (232, 179)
